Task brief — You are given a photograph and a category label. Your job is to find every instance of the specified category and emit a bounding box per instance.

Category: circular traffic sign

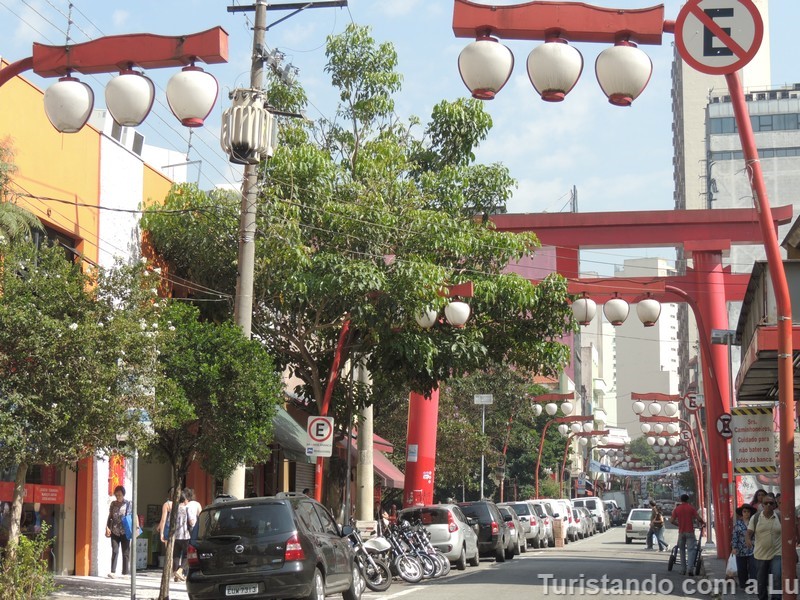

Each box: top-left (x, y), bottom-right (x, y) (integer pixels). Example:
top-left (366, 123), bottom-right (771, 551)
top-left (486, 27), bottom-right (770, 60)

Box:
top-left (682, 393), bottom-right (699, 413)
top-left (675, 0), bottom-right (763, 75)
top-left (716, 413), bottom-right (733, 439)
top-left (308, 417), bottom-right (333, 442)
top-left (680, 430), bottom-right (692, 442)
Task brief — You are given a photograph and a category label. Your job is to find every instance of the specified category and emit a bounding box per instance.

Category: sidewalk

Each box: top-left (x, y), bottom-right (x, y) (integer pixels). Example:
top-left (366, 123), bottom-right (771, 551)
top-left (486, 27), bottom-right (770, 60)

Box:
top-left (51, 569), bottom-right (189, 600)
top-left (701, 547), bottom-right (751, 599)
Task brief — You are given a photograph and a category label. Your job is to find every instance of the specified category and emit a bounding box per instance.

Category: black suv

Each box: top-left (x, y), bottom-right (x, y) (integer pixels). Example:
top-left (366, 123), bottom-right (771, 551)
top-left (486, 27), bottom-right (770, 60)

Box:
top-left (186, 493), bottom-right (363, 600)
top-left (457, 500), bottom-right (510, 562)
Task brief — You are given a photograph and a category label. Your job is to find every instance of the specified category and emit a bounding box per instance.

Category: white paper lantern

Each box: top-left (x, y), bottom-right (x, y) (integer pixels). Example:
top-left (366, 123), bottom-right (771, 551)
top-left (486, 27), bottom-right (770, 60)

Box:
top-left (458, 35), bottom-right (514, 100)
top-left (653, 424), bottom-right (664, 434)
top-left (415, 309), bottom-right (438, 329)
top-left (648, 402), bottom-right (663, 416)
top-left (105, 69), bottom-right (155, 127)
top-left (603, 297), bottom-right (630, 326)
top-left (545, 403), bottom-right (558, 416)
top-left (664, 402), bottom-right (679, 417)
top-left (632, 401), bottom-right (645, 415)
top-left (657, 436), bottom-right (667, 446)
top-left (43, 76), bottom-right (94, 133)
top-left (444, 301), bottom-right (471, 327)
top-left (578, 437), bottom-right (589, 447)
top-left (532, 404), bottom-right (543, 417)
top-left (646, 436), bottom-right (656, 446)
top-left (527, 38), bottom-right (583, 102)
top-left (595, 41), bottom-right (653, 107)
top-left (666, 423), bottom-right (680, 434)
top-left (166, 65), bottom-right (218, 127)
top-left (561, 401), bottom-right (574, 415)
top-left (571, 423), bottom-right (582, 434)
top-left (636, 297), bottom-right (661, 327)
top-left (558, 424), bottom-right (569, 436)
top-left (571, 296), bottom-right (596, 326)
top-left (640, 423), bottom-right (651, 434)
top-left (582, 422), bottom-right (593, 433)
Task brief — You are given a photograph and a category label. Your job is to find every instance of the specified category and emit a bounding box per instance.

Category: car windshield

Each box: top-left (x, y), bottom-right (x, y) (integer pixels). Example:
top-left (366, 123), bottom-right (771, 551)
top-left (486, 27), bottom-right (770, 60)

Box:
top-left (507, 503), bottom-right (530, 516)
top-left (629, 509), bottom-right (652, 521)
top-left (199, 502), bottom-right (294, 538)
top-left (400, 508), bottom-right (449, 525)
top-left (458, 503), bottom-right (490, 520)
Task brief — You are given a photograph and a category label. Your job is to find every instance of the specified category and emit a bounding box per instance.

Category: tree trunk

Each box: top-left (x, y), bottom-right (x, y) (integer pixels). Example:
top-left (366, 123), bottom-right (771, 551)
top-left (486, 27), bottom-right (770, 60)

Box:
top-left (5, 462), bottom-right (28, 561)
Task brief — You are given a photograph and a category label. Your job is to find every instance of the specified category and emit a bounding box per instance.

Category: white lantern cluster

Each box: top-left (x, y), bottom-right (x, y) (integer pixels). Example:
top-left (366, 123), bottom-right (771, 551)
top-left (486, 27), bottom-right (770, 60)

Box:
top-left (571, 294), bottom-right (661, 328)
top-left (458, 33), bottom-right (653, 106)
top-left (43, 62), bottom-right (218, 134)
top-left (633, 400), bottom-right (680, 417)
top-left (415, 300), bottom-right (471, 329)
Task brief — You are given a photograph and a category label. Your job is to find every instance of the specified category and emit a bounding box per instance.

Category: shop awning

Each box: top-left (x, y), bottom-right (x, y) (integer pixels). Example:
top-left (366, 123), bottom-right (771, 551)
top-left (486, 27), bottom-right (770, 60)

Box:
top-left (272, 407), bottom-right (314, 464)
top-left (373, 451), bottom-right (405, 489)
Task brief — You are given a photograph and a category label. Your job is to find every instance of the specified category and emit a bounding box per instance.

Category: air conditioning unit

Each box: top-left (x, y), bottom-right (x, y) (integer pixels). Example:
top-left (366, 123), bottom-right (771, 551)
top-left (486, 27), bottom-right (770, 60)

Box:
top-left (756, 93), bottom-right (767, 101)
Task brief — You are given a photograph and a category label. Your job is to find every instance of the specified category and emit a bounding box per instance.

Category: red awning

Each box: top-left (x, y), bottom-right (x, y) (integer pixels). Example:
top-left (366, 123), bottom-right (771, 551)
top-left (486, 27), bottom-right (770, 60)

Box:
top-left (373, 451), bottom-right (405, 489)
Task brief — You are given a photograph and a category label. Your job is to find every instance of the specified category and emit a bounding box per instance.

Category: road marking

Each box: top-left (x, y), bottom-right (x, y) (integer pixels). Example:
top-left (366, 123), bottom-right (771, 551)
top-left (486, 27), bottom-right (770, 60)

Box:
top-left (373, 587), bottom-right (422, 600)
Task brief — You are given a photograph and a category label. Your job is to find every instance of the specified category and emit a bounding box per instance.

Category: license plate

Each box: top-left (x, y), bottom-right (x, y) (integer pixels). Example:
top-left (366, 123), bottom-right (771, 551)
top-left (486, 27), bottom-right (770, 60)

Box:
top-left (225, 583), bottom-right (259, 596)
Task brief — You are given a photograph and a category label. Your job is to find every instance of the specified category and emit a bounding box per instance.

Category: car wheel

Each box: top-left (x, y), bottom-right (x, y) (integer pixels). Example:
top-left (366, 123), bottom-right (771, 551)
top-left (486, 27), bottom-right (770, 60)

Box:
top-left (531, 537), bottom-right (539, 549)
top-left (468, 549), bottom-right (480, 567)
top-left (520, 539), bottom-right (527, 553)
top-left (343, 563), bottom-right (365, 600)
top-left (548, 535), bottom-right (555, 548)
top-left (456, 546), bottom-right (467, 571)
top-left (307, 568), bottom-right (325, 600)
top-left (625, 537), bottom-right (632, 544)
top-left (495, 543), bottom-right (506, 563)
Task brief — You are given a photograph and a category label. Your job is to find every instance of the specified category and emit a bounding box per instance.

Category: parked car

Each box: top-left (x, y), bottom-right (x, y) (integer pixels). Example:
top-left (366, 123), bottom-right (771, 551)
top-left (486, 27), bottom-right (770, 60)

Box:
top-left (625, 507), bottom-right (654, 544)
top-left (571, 508), bottom-right (588, 539)
top-left (397, 504), bottom-right (479, 570)
top-left (571, 497), bottom-right (608, 533)
top-left (549, 499), bottom-right (575, 543)
top-left (497, 505), bottom-right (523, 557)
top-left (577, 507), bottom-right (596, 536)
top-left (499, 501), bottom-right (542, 549)
top-left (529, 500), bottom-right (554, 548)
top-left (457, 501), bottom-right (511, 562)
top-left (186, 492), bottom-right (363, 600)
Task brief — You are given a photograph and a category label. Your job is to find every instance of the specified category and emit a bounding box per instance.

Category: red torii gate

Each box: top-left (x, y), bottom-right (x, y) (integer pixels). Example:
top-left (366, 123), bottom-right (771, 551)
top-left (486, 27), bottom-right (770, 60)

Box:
top-left (496, 205), bottom-right (792, 556)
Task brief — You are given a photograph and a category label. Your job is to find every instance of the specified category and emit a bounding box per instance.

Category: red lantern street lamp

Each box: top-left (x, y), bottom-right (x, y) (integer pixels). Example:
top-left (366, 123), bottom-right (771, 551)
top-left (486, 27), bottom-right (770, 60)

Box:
top-left (526, 37), bottom-right (583, 102)
top-left (594, 39), bottom-right (653, 107)
top-left (457, 33), bottom-right (514, 100)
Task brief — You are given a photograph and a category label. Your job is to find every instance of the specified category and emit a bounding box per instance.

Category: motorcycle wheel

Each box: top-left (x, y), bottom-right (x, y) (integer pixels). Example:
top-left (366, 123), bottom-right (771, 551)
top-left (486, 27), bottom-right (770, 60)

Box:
top-left (418, 552), bottom-right (437, 578)
top-left (436, 552), bottom-right (451, 576)
top-left (393, 554), bottom-right (423, 584)
top-left (361, 557), bottom-right (392, 592)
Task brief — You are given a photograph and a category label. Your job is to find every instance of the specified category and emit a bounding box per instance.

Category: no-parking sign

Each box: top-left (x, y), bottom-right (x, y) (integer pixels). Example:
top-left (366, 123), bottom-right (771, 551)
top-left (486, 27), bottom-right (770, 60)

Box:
top-left (675, 0), bottom-right (763, 75)
top-left (307, 416), bottom-right (334, 457)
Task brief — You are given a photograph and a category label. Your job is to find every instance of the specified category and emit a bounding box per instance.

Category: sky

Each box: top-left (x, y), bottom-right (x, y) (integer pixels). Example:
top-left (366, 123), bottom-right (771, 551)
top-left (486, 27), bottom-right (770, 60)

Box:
top-left (2, 0), bottom-right (800, 276)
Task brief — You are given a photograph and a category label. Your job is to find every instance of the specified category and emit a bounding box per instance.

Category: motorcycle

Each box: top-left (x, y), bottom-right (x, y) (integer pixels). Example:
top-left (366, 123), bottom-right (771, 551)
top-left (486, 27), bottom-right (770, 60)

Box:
top-left (345, 524), bottom-right (392, 592)
top-left (375, 520), bottom-right (424, 583)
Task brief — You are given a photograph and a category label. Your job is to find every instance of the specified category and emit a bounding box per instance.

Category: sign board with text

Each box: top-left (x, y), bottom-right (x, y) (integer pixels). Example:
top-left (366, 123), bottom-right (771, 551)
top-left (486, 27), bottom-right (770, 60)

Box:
top-left (731, 406), bottom-right (776, 473)
top-left (306, 416), bottom-right (334, 458)
top-left (473, 394), bottom-right (494, 405)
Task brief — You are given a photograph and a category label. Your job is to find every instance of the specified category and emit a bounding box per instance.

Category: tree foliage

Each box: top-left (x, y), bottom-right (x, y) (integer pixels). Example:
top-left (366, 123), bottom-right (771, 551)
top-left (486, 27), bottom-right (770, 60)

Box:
top-left (142, 24), bottom-right (574, 433)
top-left (0, 138), bottom-right (42, 247)
top-left (0, 243), bottom-right (162, 552)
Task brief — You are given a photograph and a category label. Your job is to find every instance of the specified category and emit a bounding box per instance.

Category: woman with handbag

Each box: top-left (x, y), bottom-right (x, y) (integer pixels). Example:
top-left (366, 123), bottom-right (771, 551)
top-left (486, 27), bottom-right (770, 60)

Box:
top-left (105, 485), bottom-right (131, 578)
top-left (732, 503), bottom-right (757, 589)
top-left (651, 505), bottom-right (669, 551)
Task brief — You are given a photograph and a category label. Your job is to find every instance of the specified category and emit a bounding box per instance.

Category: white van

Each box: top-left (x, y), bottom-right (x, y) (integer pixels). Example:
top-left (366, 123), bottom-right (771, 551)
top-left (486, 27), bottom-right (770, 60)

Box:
top-left (571, 497), bottom-right (608, 532)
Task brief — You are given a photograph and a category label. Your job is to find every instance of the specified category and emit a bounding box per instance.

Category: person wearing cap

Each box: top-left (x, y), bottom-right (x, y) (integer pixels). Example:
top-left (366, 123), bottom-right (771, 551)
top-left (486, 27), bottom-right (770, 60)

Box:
top-left (732, 503), bottom-right (756, 589)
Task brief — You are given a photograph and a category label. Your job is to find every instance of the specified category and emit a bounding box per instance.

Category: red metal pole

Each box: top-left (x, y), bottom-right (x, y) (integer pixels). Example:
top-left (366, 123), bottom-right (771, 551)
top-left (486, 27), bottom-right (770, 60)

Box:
top-left (726, 71), bottom-right (796, 598)
top-left (534, 420), bottom-right (555, 498)
top-left (314, 319), bottom-right (350, 502)
top-left (0, 57), bottom-right (33, 89)
top-left (403, 389), bottom-right (440, 507)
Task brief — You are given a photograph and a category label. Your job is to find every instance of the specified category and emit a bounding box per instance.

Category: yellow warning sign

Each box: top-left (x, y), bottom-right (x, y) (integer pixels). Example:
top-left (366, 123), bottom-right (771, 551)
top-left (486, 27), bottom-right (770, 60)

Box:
top-left (731, 407), bottom-right (775, 475)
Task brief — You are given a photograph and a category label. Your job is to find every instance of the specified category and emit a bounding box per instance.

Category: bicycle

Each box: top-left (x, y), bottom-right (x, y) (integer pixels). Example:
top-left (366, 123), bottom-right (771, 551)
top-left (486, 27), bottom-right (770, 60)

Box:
top-left (667, 525), bottom-right (705, 576)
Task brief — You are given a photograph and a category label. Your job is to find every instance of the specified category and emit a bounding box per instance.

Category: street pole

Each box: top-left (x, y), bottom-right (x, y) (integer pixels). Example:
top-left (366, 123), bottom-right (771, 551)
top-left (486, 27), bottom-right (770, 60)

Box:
top-left (480, 404), bottom-right (485, 500)
top-left (355, 361), bottom-right (374, 521)
top-left (130, 447), bottom-right (138, 600)
top-left (222, 0), bottom-right (267, 500)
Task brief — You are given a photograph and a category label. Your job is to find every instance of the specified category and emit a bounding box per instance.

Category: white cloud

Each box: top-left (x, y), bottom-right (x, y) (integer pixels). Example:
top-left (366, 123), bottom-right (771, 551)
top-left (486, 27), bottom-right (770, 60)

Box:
top-left (112, 10), bottom-right (129, 28)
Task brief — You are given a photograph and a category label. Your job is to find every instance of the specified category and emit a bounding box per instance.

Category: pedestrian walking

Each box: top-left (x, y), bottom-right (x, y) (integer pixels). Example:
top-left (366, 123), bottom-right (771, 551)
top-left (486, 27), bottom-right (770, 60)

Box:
top-left (746, 493), bottom-right (782, 600)
top-left (732, 503), bottom-right (757, 589)
top-left (651, 504), bottom-right (668, 551)
top-left (172, 492), bottom-right (191, 582)
top-left (105, 485), bottom-right (131, 578)
top-left (750, 489), bottom-right (768, 512)
top-left (644, 500), bottom-right (657, 550)
top-left (157, 487), bottom-right (173, 544)
top-left (670, 494), bottom-right (705, 576)
top-left (184, 488), bottom-right (202, 541)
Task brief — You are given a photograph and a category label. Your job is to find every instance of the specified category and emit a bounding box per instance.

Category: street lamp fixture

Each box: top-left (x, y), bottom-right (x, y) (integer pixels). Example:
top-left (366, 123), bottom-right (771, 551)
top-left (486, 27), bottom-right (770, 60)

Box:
top-left (594, 39), bottom-right (652, 107)
top-left (457, 33), bottom-right (514, 100)
top-left (526, 37), bottom-right (583, 102)
top-left (571, 295), bottom-right (596, 326)
top-left (104, 69), bottom-right (156, 127)
top-left (636, 295), bottom-right (661, 327)
top-left (603, 295), bottom-right (629, 326)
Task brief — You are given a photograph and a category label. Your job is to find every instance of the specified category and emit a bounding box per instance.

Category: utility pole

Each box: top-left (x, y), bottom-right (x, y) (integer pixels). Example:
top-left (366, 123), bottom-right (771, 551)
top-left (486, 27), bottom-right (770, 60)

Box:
top-left (222, 0), bottom-right (267, 500)
top-left (355, 360), bottom-right (373, 521)
top-left (222, 0), bottom-right (348, 500)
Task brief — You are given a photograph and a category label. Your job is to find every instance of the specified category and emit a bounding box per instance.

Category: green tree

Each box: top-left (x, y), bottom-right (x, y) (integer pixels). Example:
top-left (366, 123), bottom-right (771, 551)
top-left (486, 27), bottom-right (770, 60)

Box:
top-left (0, 138), bottom-right (42, 247)
top-left (0, 243), bottom-right (162, 557)
top-left (142, 25), bottom-right (574, 496)
top-left (149, 302), bottom-right (283, 600)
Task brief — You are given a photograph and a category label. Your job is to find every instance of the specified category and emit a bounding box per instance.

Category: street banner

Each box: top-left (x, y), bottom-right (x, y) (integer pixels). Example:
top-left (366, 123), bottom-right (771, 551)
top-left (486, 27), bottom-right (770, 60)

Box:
top-left (589, 459), bottom-right (691, 477)
top-left (730, 406), bottom-right (776, 474)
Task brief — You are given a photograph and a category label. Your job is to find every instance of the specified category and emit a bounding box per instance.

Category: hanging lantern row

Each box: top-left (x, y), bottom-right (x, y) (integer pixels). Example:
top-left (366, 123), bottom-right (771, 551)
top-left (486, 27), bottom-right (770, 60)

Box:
top-left (571, 293), bottom-right (661, 328)
top-left (43, 61), bottom-right (218, 133)
top-left (458, 34), bottom-right (653, 107)
top-left (646, 435), bottom-right (681, 447)
top-left (632, 400), bottom-right (680, 417)
top-left (415, 300), bottom-right (471, 329)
